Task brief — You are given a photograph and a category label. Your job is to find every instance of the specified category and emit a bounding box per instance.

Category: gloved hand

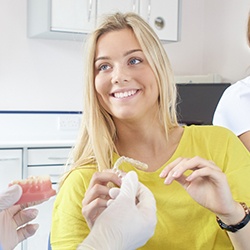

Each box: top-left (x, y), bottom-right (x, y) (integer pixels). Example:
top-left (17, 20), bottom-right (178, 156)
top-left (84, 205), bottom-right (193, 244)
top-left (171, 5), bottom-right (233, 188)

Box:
top-left (0, 184), bottom-right (22, 212)
top-left (0, 185), bottom-right (39, 250)
top-left (78, 171), bottom-right (157, 250)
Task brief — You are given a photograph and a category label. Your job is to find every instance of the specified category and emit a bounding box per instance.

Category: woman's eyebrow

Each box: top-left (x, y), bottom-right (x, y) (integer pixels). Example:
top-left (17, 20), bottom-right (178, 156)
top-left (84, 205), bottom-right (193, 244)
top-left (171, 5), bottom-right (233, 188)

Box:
top-left (124, 49), bottom-right (143, 57)
top-left (94, 56), bottom-right (109, 63)
top-left (94, 49), bottom-right (143, 63)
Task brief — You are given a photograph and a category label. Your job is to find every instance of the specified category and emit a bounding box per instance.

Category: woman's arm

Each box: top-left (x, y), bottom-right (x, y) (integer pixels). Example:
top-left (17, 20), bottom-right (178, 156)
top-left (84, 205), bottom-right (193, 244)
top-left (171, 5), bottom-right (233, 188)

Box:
top-left (239, 131), bottom-right (250, 152)
top-left (218, 202), bottom-right (250, 250)
top-left (160, 156), bottom-right (250, 250)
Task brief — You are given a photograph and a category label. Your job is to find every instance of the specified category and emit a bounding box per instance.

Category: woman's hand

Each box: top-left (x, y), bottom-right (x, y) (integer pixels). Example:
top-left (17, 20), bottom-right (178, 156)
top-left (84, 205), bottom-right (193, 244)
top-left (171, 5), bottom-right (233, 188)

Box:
top-left (81, 170), bottom-right (122, 229)
top-left (78, 171), bottom-right (157, 250)
top-left (159, 156), bottom-right (237, 218)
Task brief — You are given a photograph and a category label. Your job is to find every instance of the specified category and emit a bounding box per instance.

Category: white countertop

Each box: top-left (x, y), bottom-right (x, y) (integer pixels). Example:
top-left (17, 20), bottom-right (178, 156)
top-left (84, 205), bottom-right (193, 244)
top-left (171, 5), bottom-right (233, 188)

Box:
top-left (0, 111), bottom-right (81, 148)
top-left (0, 139), bottom-right (76, 148)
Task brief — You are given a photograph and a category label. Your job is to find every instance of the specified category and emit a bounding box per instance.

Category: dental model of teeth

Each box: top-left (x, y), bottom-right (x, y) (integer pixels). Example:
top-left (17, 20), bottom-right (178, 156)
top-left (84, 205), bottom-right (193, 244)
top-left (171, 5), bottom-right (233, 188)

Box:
top-left (112, 156), bottom-right (148, 177)
top-left (9, 175), bottom-right (56, 204)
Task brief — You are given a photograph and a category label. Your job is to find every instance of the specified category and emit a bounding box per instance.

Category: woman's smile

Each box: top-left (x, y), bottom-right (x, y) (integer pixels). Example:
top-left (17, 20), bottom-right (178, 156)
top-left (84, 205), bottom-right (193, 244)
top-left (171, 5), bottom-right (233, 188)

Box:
top-left (111, 89), bottom-right (140, 99)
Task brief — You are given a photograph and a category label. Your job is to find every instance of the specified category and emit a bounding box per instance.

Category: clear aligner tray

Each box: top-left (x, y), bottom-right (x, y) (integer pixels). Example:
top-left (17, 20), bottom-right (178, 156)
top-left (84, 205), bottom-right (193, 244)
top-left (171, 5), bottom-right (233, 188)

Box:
top-left (113, 156), bottom-right (148, 177)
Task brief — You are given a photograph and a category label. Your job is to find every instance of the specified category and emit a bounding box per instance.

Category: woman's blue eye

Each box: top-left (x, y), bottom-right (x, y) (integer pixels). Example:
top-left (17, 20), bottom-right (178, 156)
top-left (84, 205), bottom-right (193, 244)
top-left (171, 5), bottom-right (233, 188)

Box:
top-left (99, 64), bottom-right (110, 71)
top-left (129, 58), bottom-right (141, 65)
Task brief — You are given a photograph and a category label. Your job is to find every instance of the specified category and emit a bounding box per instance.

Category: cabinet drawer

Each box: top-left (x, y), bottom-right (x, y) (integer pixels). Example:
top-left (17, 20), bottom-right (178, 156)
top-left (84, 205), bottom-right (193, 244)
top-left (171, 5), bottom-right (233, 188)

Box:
top-left (28, 148), bottom-right (72, 165)
top-left (0, 149), bottom-right (22, 191)
top-left (27, 166), bottom-right (64, 184)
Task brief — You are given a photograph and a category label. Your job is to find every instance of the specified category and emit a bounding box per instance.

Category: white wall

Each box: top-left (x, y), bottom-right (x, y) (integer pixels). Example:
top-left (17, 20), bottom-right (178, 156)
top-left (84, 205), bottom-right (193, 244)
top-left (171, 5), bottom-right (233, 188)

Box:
top-left (0, 0), bottom-right (84, 111)
top-left (203, 0), bottom-right (250, 83)
top-left (165, 0), bottom-right (250, 83)
top-left (164, 0), bottom-right (206, 76)
top-left (0, 0), bottom-right (249, 111)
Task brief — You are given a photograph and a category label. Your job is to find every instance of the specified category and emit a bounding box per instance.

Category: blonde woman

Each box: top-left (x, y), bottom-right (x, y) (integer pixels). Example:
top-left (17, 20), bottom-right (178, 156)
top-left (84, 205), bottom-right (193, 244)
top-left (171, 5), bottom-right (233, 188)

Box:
top-left (51, 12), bottom-right (250, 249)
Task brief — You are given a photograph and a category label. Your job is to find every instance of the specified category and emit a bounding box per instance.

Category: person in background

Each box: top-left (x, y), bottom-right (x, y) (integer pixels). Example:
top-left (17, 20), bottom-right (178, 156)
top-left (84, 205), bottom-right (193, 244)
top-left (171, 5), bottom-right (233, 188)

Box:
top-left (51, 12), bottom-right (250, 249)
top-left (0, 172), bottom-right (157, 250)
top-left (213, 13), bottom-right (250, 151)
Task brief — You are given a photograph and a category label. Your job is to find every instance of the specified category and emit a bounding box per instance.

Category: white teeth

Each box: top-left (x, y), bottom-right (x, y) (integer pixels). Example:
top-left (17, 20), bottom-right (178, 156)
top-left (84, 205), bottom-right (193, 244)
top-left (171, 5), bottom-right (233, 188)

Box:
top-left (114, 90), bottom-right (137, 99)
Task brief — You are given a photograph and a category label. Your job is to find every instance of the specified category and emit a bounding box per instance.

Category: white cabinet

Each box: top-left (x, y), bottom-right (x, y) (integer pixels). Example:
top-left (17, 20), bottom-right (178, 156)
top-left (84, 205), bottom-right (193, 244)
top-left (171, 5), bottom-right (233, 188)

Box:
top-left (97, 0), bottom-right (137, 17)
top-left (140, 0), bottom-right (179, 41)
top-left (0, 147), bottom-right (72, 250)
top-left (0, 149), bottom-right (22, 191)
top-left (0, 111), bottom-right (78, 250)
top-left (50, 0), bottom-right (95, 34)
top-left (51, 0), bottom-right (136, 34)
top-left (0, 149), bottom-right (22, 250)
top-left (28, 0), bottom-right (180, 41)
top-left (24, 147), bottom-right (72, 250)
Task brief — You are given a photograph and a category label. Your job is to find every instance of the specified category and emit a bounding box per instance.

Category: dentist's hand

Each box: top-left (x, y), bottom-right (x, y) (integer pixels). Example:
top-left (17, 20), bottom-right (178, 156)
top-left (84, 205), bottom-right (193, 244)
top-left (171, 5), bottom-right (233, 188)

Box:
top-left (78, 171), bottom-right (157, 250)
top-left (0, 185), bottom-right (39, 250)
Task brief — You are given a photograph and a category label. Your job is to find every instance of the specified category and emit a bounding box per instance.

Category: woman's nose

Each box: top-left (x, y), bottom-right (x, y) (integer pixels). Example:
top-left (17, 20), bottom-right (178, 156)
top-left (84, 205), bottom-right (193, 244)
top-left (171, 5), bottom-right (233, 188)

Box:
top-left (111, 66), bottom-right (129, 84)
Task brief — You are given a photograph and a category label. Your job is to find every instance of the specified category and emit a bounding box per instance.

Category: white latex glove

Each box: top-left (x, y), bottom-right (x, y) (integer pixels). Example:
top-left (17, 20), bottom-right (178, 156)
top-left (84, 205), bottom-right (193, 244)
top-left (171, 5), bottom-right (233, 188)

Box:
top-left (0, 185), bottom-right (22, 212)
top-left (0, 185), bottom-right (39, 250)
top-left (78, 171), bottom-right (157, 250)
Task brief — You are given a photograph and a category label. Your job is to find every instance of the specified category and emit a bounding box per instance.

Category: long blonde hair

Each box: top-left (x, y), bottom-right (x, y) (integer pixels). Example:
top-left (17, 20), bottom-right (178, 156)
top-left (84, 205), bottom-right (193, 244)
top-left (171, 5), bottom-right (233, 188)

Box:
top-left (64, 12), bottom-right (178, 182)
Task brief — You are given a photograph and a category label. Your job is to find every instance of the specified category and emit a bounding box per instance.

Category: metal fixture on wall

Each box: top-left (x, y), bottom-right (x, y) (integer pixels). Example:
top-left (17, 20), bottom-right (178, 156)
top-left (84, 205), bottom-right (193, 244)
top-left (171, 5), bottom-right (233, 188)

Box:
top-left (154, 17), bottom-right (165, 30)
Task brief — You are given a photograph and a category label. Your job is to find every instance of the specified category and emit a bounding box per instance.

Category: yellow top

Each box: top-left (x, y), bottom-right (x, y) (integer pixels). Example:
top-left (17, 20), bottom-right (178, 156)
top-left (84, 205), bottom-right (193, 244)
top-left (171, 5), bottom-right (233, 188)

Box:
top-left (51, 125), bottom-right (250, 250)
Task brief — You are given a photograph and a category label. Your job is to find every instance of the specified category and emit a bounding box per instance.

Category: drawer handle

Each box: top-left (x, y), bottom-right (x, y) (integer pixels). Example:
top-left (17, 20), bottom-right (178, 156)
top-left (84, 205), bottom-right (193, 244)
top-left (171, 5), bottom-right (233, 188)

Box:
top-left (0, 157), bottom-right (20, 162)
top-left (50, 174), bottom-right (62, 177)
top-left (88, 0), bottom-right (93, 22)
top-left (47, 157), bottom-right (68, 161)
top-left (147, 0), bottom-right (151, 22)
top-left (133, 0), bottom-right (136, 12)
top-left (138, 0), bottom-right (151, 22)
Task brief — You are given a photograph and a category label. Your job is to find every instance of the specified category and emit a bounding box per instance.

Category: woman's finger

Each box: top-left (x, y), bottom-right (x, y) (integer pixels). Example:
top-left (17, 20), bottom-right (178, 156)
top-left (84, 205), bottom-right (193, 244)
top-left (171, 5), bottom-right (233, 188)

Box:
top-left (88, 171), bottom-right (121, 189)
top-left (83, 183), bottom-right (110, 206)
top-left (185, 166), bottom-right (225, 183)
top-left (82, 196), bottom-right (108, 228)
top-left (161, 156), bottom-right (221, 184)
top-left (159, 157), bottom-right (184, 178)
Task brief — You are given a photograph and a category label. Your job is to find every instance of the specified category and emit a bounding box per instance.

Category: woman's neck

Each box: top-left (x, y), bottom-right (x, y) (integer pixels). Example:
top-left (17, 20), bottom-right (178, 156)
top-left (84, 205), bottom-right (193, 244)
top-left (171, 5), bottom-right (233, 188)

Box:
top-left (114, 121), bottom-right (183, 172)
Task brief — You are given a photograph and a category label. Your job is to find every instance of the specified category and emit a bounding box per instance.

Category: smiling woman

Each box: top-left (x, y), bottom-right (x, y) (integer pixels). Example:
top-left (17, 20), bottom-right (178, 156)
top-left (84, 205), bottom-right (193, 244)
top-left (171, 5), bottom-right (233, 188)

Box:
top-left (94, 28), bottom-right (159, 122)
top-left (51, 12), bottom-right (250, 250)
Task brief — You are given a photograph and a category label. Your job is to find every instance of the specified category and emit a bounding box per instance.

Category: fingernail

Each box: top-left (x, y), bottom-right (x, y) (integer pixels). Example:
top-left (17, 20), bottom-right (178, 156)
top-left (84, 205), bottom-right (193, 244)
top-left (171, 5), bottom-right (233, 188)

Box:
top-left (107, 199), bottom-right (113, 207)
top-left (26, 209), bottom-right (38, 219)
top-left (172, 171), bottom-right (179, 177)
top-left (159, 172), bottom-right (164, 178)
top-left (27, 224), bottom-right (39, 235)
top-left (164, 180), bottom-right (169, 184)
top-left (33, 223), bottom-right (39, 231)
top-left (164, 178), bottom-right (171, 185)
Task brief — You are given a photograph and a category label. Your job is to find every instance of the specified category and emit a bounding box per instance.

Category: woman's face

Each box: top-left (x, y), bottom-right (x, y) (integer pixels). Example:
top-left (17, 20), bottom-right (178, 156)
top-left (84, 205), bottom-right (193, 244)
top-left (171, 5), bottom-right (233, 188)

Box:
top-left (94, 28), bottom-right (159, 122)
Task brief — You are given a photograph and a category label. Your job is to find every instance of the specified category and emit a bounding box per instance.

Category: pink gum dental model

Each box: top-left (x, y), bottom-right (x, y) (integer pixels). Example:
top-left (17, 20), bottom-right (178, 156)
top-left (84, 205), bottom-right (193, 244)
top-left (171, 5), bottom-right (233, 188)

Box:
top-left (9, 175), bottom-right (56, 204)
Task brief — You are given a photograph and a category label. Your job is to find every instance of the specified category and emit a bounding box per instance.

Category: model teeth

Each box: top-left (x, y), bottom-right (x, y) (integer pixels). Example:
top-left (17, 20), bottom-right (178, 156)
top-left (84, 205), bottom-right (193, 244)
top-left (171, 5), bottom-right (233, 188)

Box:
top-left (114, 90), bottom-right (137, 99)
top-left (10, 175), bottom-right (51, 187)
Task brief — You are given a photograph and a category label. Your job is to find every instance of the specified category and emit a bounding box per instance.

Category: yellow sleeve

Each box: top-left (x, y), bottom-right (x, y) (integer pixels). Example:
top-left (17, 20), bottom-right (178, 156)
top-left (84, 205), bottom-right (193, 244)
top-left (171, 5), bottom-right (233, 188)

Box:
top-left (51, 168), bottom-right (96, 250)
